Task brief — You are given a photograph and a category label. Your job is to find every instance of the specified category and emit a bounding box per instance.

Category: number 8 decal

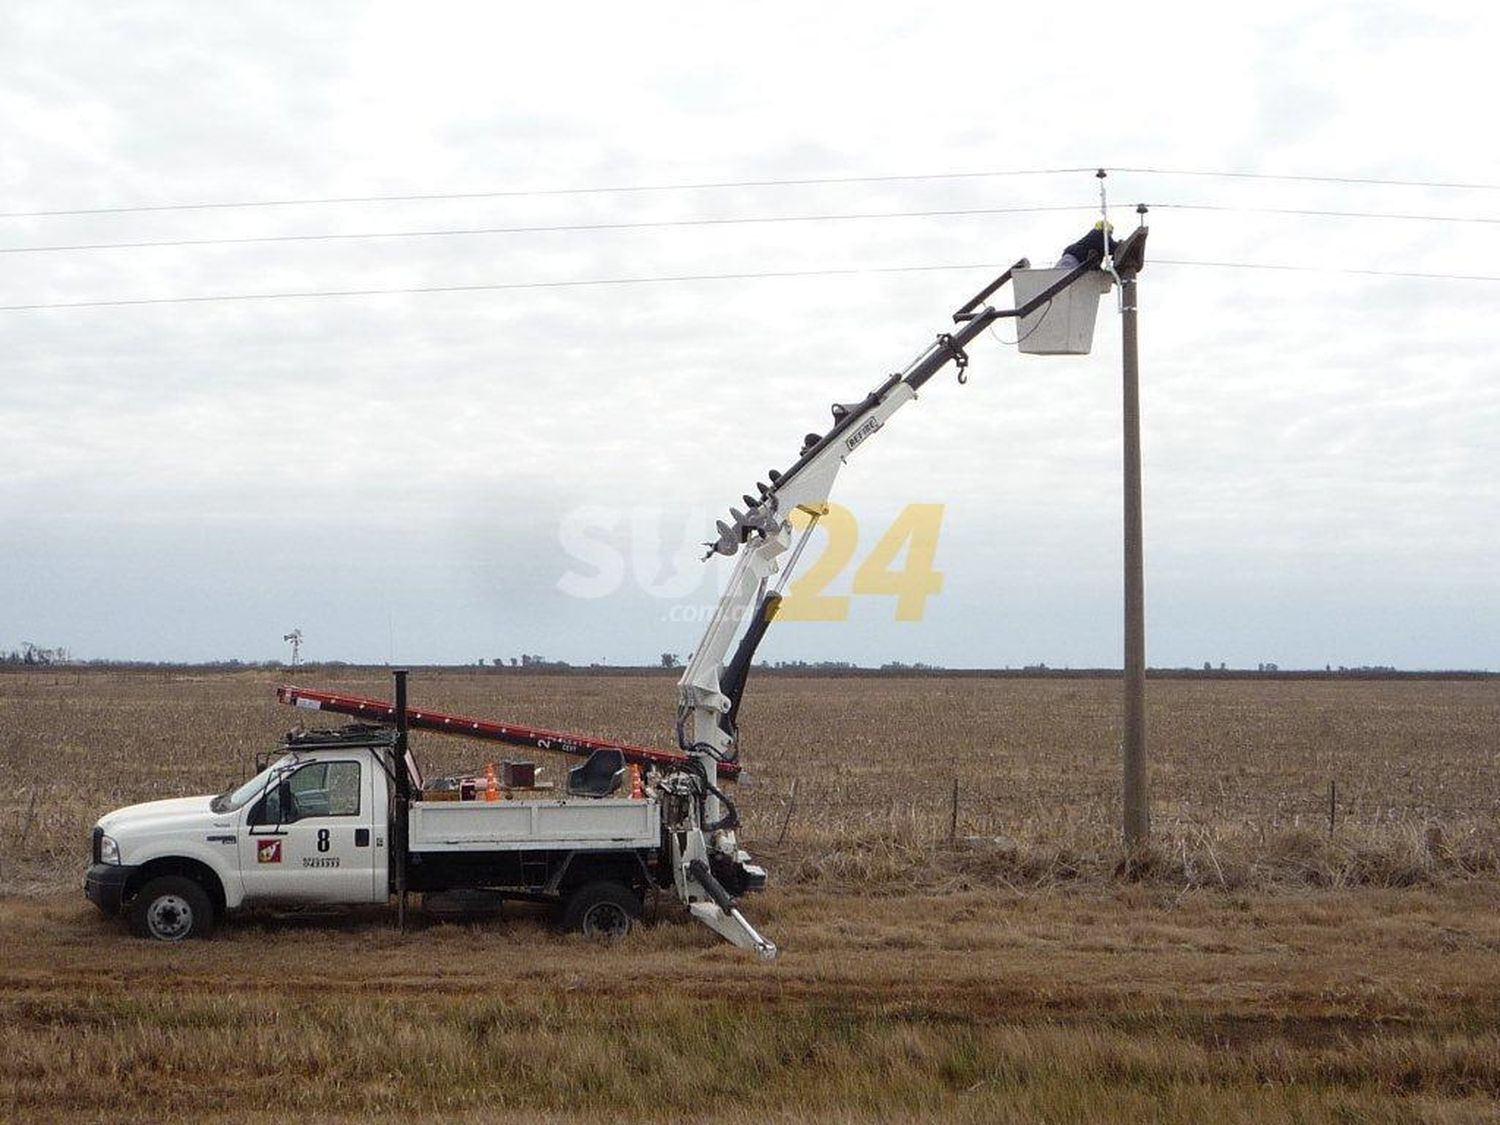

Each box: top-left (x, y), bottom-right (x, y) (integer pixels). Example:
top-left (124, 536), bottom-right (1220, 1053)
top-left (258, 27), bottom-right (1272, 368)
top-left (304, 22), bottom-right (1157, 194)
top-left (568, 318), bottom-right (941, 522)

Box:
top-left (317, 828), bottom-right (330, 853)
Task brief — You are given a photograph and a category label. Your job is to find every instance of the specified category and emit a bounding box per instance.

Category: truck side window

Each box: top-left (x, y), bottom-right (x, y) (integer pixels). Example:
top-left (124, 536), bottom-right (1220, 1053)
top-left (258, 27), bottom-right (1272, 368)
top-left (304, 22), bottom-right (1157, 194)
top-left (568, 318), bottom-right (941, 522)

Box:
top-left (284, 761), bottom-right (361, 820)
top-left (322, 761), bottom-right (361, 816)
top-left (251, 762), bottom-right (361, 825)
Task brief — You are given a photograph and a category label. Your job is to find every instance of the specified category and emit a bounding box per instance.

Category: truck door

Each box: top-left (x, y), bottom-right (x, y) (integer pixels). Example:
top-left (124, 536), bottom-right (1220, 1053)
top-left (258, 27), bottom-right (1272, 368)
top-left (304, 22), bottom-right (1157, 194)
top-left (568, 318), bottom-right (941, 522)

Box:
top-left (238, 757), bottom-right (381, 904)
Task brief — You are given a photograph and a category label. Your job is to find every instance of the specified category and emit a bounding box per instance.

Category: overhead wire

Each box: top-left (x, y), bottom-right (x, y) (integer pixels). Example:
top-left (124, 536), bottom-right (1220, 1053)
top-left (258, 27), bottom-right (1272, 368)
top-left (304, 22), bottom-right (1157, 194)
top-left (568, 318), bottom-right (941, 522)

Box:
top-left (5, 165), bottom-right (1497, 224)
top-left (1154, 259), bottom-right (1500, 283)
top-left (5, 162), bottom-right (1500, 309)
top-left (0, 204), bottom-right (1096, 256)
top-left (0, 262), bottom-right (1016, 312)
top-left (0, 167), bottom-right (1097, 220)
top-left (5, 197), bottom-right (1495, 260)
top-left (1147, 202), bottom-right (1500, 226)
top-left (5, 258), bottom-right (1500, 314)
top-left (1111, 167), bottom-right (1500, 192)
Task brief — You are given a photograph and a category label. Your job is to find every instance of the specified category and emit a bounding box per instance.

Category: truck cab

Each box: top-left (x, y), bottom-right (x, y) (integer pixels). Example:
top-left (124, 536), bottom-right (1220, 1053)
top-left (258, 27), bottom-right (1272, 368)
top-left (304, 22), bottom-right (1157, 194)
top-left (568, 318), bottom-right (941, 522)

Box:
top-left (86, 730), bottom-right (399, 939)
top-left (229, 742), bottom-right (389, 904)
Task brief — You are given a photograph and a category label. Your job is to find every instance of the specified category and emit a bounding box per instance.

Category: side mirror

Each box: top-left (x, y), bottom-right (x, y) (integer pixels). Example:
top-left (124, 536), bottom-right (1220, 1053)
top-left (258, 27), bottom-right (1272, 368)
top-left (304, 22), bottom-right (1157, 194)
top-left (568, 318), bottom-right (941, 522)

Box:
top-left (249, 781), bottom-right (292, 827)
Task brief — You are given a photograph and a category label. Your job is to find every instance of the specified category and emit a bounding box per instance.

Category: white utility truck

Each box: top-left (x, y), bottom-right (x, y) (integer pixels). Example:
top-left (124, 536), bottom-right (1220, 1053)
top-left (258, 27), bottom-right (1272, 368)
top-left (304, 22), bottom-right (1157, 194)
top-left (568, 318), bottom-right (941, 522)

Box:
top-left (85, 235), bottom-right (1133, 955)
top-left (87, 695), bottom-right (774, 956)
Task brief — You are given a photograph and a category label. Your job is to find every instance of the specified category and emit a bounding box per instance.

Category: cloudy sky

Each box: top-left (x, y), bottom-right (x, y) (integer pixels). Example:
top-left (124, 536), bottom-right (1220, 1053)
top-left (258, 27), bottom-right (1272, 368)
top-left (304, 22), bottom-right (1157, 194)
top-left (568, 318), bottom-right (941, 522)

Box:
top-left (1, 1), bottom-right (1496, 669)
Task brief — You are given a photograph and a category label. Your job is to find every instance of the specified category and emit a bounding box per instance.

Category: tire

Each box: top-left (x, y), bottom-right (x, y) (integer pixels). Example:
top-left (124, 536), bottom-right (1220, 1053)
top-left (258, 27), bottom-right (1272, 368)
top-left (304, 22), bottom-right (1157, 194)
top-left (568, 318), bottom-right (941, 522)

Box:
top-left (128, 875), bottom-right (215, 942)
top-left (560, 880), bottom-right (640, 942)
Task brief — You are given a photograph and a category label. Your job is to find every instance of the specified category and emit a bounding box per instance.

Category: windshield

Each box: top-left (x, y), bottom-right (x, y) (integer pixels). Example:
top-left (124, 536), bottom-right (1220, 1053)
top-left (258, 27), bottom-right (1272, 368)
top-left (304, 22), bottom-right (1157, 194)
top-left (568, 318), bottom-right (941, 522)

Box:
top-left (211, 754), bottom-right (296, 814)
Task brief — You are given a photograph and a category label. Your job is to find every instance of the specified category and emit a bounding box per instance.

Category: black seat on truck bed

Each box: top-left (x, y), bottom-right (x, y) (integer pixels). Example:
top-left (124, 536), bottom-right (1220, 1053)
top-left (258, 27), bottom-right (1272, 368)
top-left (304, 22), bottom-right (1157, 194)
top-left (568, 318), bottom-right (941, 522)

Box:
top-left (567, 749), bottom-right (627, 798)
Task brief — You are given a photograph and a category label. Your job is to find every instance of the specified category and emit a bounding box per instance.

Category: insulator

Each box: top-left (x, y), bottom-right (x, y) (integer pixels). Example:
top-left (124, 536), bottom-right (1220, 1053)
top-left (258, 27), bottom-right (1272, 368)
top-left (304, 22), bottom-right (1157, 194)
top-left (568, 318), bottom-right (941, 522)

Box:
top-left (768, 469), bottom-right (782, 483)
top-left (743, 495), bottom-right (758, 509)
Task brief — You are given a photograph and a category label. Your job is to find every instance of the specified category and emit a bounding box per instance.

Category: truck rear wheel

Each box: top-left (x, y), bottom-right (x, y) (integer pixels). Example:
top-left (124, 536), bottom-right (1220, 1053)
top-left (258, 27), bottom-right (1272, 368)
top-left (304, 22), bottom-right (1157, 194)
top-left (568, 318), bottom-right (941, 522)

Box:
top-left (129, 875), bottom-right (215, 942)
top-left (561, 881), bottom-right (640, 942)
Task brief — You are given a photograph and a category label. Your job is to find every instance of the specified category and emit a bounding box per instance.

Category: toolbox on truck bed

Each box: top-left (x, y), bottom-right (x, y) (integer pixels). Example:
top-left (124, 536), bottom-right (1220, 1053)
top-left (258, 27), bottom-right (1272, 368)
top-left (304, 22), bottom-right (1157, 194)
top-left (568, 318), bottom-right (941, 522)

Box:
top-left (408, 797), bottom-right (660, 851)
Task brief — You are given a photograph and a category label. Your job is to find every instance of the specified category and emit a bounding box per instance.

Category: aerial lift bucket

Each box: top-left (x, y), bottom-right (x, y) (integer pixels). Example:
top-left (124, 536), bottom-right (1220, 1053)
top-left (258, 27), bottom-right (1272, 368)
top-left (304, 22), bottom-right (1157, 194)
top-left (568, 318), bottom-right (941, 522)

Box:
top-left (1012, 267), bottom-right (1113, 355)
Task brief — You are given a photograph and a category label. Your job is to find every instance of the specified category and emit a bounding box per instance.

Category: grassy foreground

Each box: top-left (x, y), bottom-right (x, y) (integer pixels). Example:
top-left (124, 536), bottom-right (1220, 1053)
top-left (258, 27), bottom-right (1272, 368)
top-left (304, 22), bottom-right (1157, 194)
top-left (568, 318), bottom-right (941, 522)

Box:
top-left (5, 883), bottom-right (1500, 1123)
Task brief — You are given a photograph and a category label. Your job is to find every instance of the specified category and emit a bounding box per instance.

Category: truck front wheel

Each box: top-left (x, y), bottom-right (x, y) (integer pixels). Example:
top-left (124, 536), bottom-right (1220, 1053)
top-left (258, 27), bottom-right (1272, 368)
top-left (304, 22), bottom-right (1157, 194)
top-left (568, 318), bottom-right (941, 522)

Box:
top-left (561, 881), bottom-right (640, 942)
top-left (129, 875), bottom-right (215, 941)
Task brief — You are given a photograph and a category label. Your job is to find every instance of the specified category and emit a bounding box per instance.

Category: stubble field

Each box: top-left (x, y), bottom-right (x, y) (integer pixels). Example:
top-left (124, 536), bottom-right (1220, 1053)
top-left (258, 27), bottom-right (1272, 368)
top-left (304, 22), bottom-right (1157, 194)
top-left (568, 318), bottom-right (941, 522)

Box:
top-left (2, 667), bottom-right (1499, 1122)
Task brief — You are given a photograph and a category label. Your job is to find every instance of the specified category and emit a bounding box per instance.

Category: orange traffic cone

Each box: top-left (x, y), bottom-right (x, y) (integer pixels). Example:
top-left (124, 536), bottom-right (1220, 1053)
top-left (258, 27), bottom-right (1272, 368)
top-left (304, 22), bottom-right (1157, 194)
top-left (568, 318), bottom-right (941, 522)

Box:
top-left (629, 763), bottom-right (644, 800)
top-left (484, 763), bottom-right (499, 802)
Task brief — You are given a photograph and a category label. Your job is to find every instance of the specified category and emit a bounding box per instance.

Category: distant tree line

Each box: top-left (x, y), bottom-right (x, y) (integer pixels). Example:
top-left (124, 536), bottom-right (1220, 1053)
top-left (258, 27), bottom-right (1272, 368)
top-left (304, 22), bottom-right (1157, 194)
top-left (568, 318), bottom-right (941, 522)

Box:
top-left (751, 659), bottom-right (860, 671)
top-left (1, 643), bottom-right (70, 666)
top-left (484, 654), bottom-right (573, 669)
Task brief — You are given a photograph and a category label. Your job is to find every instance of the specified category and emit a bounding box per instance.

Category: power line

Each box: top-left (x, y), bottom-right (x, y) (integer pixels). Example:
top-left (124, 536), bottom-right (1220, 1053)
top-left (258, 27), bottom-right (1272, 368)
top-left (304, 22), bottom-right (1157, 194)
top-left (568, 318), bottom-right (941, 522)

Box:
top-left (8, 199), bottom-right (1493, 257)
top-left (5, 257), bottom-right (1498, 314)
top-left (1149, 202), bottom-right (1500, 226)
top-left (1115, 167), bottom-right (1500, 192)
top-left (0, 262), bottom-right (1016, 312)
top-left (0, 204), bottom-right (1095, 256)
top-left (1155, 259), bottom-right (1500, 282)
top-left (7, 165), bottom-right (1496, 224)
top-left (0, 168), bottom-right (1096, 220)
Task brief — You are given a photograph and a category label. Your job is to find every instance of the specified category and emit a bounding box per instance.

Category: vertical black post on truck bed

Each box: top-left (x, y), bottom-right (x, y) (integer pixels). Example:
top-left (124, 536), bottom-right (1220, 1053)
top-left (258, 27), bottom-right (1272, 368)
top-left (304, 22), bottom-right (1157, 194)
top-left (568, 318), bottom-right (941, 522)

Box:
top-left (393, 669), bottom-right (410, 930)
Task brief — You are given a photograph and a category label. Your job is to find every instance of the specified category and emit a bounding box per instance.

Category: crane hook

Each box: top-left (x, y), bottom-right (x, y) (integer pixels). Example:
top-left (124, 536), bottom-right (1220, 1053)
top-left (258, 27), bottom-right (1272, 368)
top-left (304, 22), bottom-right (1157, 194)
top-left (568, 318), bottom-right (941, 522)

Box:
top-left (936, 333), bottom-right (969, 384)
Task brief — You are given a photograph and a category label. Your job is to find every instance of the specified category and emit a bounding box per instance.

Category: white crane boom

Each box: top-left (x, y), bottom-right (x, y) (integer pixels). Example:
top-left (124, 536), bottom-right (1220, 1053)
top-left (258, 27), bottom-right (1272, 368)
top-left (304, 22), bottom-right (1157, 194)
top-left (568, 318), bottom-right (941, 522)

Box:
top-left (668, 249), bottom-right (1107, 956)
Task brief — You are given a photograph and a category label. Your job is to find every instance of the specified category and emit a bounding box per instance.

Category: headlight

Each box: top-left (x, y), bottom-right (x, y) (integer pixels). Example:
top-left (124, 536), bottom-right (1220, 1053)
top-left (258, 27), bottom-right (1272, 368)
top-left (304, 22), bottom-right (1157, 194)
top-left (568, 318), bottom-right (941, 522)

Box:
top-left (99, 834), bottom-right (120, 865)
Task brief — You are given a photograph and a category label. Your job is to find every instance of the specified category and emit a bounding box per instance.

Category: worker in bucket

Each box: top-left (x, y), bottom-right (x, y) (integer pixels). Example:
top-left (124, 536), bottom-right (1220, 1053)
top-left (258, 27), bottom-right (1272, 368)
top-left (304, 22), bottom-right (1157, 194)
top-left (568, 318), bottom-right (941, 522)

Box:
top-left (1056, 220), bottom-right (1118, 269)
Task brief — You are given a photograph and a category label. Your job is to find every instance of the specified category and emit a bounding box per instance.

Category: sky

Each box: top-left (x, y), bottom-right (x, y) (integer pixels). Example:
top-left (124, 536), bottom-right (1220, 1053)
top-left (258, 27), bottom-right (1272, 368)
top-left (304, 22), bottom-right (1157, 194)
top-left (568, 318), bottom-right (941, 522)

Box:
top-left (1, 1), bottom-right (1496, 670)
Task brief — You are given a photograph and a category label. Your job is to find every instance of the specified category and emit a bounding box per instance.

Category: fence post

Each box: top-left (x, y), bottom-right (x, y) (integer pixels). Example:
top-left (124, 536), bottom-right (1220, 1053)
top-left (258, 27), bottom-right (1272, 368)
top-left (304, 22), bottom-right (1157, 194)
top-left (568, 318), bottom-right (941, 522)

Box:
top-left (18, 787), bottom-right (37, 849)
top-left (1328, 779), bottom-right (1336, 838)
top-left (949, 777), bottom-right (959, 841)
top-left (776, 778), bottom-right (800, 846)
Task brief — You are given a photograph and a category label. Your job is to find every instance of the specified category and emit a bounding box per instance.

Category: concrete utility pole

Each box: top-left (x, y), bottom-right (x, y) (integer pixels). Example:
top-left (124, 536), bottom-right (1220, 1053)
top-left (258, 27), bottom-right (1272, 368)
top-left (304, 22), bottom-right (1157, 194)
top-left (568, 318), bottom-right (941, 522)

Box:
top-left (1115, 221), bottom-right (1150, 849)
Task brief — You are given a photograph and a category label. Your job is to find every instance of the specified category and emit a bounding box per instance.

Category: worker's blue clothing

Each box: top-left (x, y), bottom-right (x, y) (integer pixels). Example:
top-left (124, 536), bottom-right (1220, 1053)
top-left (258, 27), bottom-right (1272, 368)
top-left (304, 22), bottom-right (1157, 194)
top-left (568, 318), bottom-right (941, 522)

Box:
top-left (1056, 227), bottom-right (1118, 269)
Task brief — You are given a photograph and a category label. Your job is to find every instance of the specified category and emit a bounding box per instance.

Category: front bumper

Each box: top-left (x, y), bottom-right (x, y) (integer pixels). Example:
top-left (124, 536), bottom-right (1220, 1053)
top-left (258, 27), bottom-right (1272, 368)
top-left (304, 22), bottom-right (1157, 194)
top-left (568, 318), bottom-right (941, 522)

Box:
top-left (84, 863), bottom-right (136, 914)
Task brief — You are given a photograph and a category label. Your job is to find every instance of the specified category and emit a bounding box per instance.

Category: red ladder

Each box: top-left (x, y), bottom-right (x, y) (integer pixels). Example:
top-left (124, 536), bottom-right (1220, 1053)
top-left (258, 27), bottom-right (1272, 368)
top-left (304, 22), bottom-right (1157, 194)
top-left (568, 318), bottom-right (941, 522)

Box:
top-left (275, 684), bottom-right (740, 779)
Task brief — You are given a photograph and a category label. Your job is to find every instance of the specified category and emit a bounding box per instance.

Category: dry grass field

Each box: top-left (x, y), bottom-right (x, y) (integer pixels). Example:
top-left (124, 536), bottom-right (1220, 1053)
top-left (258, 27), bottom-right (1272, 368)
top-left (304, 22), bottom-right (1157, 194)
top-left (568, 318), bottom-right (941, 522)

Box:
top-left (2, 667), bottom-right (1499, 1122)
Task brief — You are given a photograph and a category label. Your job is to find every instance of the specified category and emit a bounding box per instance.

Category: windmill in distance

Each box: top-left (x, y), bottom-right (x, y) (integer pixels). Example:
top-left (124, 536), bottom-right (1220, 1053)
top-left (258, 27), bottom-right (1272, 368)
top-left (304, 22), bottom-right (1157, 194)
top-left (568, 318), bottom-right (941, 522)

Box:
top-left (283, 629), bottom-right (303, 667)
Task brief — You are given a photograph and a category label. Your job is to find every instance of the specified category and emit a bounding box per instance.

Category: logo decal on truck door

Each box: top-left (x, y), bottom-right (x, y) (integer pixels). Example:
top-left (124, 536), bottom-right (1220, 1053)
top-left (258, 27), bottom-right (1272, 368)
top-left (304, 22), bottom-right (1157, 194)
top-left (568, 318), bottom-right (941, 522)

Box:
top-left (257, 839), bottom-right (282, 864)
